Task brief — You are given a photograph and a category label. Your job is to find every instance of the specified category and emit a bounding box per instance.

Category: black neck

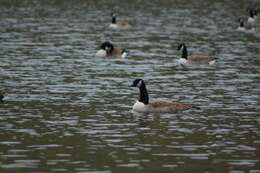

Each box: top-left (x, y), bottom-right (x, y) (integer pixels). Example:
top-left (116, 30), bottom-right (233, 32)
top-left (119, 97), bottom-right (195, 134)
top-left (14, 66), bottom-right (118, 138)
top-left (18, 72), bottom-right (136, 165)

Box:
top-left (181, 45), bottom-right (188, 59)
top-left (112, 16), bottom-right (116, 24)
top-left (106, 47), bottom-right (114, 55)
top-left (240, 21), bottom-right (244, 27)
top-left (139, 84), bottom-right (149, 105)
top-left (250, 11), bottom-right (254, 18)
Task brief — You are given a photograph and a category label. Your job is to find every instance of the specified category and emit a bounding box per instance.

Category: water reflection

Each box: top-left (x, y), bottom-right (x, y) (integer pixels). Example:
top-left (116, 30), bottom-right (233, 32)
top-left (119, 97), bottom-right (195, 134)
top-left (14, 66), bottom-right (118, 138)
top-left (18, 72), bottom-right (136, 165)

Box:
top-left (1, 0), bottom-right (260, 173)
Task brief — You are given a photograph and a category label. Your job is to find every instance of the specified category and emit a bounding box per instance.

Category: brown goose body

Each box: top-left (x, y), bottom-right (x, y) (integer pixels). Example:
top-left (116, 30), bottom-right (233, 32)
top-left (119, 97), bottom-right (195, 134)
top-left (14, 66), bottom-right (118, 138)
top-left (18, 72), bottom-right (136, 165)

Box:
top-left (145, 99), bottom-right (194, 113)
top-left (188, 54), bottom-right (216, 64)
top-left (116, 20), bottom-right (131, 29)
top-left (109, 47), bottom-right (126, 57)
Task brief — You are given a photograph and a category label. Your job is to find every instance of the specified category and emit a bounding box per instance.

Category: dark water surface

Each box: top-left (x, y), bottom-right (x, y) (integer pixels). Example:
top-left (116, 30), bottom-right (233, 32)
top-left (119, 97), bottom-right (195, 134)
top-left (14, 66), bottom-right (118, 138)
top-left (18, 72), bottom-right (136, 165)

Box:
top-left (0, 0), bottom-right (260, 173)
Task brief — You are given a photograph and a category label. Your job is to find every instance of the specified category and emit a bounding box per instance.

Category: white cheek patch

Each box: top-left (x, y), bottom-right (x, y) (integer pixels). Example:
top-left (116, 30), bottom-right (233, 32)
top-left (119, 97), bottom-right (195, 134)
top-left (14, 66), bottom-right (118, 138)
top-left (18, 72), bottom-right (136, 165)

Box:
top-left (105, 46), bottom-right (110, 51)
top-left (137, 80), bottom-right (143, 88)
top-left (180, 44), bottom-right (184, 51)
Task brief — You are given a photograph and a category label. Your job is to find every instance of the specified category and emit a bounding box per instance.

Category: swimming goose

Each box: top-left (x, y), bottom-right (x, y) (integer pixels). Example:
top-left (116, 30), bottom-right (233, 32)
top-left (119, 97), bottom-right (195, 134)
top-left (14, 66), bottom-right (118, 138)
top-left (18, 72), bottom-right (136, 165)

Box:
top-left (95, 41), bottom-right (127, 58)
top-left (237, 18), bottom-right (255, 33)
top-left (177, 43), bottom-right (217, 65)
top-left (130, 79), bottom-right (199, 113)
top-left (109, 13), bottom-right (131, 30)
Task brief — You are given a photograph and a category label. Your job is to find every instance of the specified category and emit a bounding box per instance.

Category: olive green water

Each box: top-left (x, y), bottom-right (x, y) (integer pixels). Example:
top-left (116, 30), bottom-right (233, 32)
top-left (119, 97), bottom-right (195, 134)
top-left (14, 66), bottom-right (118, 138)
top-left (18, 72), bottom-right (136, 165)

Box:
top-left (0, 0), bottom-right (260, 173)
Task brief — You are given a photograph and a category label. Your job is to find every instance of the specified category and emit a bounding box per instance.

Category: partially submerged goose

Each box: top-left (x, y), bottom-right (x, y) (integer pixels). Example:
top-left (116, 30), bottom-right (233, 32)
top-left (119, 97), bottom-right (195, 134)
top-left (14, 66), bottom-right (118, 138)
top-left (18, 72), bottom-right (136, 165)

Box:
top-left (109, 13), bottom-right (131, 30)
top-left (237, 18), bottom-right (255, 33)
top-left (95, 41), bottom-right (127, 58)
top-left (130, 79), bottom-right (199, 113)
top-left (177, 43), bottom-right (217, 65)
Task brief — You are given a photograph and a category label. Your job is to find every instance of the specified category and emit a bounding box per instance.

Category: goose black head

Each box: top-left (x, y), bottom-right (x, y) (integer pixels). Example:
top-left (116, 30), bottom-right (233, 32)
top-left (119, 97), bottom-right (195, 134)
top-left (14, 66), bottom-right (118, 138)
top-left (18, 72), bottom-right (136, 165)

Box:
top-left (249, 9), bottom-right (255, 17)
top-left (100, 41), bottom-right (114, 53)
top-left (177, 43), bottom-right (186, 51)
top-left (111, 12), bottom-right (117, 17)
top-left (111, 12), bottom-right (117, 24)
top-left (130, 79), bottom-right (145, 88)
top-left (177, 43), bottom-right (188, 59)
top-left (238, 18), bottom-right (244, 27)
top-left (131, 79), bottom-right (149, 104)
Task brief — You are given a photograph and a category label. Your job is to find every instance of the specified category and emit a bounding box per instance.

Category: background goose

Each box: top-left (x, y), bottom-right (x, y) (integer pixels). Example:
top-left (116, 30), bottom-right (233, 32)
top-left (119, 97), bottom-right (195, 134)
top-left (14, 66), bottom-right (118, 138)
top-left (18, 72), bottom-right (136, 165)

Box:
top-left (237, 18), bottom-right (255, 33)
top-left (130, 79), bottom-right (199, 113)
top-left (95, 41), bottom-right (127, 58)
top-left (177, 43), bottom-right (217, 65)
top-left (109, 13), bottom-right (131, 30)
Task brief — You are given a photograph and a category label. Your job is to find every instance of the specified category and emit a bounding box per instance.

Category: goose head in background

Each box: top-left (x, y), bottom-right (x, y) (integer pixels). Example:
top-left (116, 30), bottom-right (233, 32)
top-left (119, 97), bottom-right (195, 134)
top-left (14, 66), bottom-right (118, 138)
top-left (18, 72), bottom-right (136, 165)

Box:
top-left (237, 17), bottom-right (255, 33)
top-left (109, 12), bottom-right (131, 30)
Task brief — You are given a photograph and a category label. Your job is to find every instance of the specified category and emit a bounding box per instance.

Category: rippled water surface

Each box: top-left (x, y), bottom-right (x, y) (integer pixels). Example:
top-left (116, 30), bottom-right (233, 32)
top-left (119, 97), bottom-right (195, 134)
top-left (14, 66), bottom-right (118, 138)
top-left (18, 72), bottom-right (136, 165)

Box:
top-left (0, 0), bottom-right (260, 173)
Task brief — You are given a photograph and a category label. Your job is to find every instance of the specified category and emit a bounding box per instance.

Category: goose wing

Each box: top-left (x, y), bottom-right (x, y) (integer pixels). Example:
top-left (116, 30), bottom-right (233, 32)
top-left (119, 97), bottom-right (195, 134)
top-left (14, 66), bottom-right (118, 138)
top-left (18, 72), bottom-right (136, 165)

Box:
top-left (111, 47), bottom-right (125, 57)
top-left (188, 54), bottom-right (214, 64)
top-left (117, 20), bottom-right (130, 29)
top-left (148, 100), bottom-right (193, 113)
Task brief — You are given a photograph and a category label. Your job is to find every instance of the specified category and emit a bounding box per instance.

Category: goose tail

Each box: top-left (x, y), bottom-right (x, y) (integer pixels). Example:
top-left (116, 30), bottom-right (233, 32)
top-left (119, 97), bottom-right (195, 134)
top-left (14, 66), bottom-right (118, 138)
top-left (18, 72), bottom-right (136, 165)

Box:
top-left (209, 57), bottom-right (217, 65)
top-left (192, 105), bottom-right (201, 110)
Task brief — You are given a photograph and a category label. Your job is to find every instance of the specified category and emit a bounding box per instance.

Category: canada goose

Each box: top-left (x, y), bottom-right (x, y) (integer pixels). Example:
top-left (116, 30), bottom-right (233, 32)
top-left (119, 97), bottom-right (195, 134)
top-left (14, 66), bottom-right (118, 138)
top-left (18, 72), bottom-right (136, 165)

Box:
top-left (177, 43), bottom-right (217, 65)
top-left (95, 41), bottom-right (127, 58)
top-left (109, 13), bottom-right (131, 30)
top-left (237, 18), bottom-right (255, 33)
top-left (130, 79), bottom-right (199, 113)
